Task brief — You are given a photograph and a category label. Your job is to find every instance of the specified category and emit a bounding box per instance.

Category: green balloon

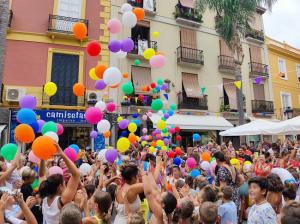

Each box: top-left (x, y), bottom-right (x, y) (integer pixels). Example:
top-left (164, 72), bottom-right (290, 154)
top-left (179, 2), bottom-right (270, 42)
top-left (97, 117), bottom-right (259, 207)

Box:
top-left (170, 103), bottom-right (177, 110)
top-left (122, 82), bottom-right (134, 95)
top-left (161, 117), bottom-right (166, 121)
top-left (162, 128), bottom-right (168, 133)
top-left (134, 59), bottom-right (141, 66)
top-left (151, 99), bottom-right (163, 111)
top-left (157, 79), bottom-right (163, 85)
top-left (31, 178), bottom-right (39, 189)
top-left (42, 121), bottom-right (57, 135)
top-left (152, 88), bottom-right (157, 94)
top-left (0, 143), bottom-right (18, 161)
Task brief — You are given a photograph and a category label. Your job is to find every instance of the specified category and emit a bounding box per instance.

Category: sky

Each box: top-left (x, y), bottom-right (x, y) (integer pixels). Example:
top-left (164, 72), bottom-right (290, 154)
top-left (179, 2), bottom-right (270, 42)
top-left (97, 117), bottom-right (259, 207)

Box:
top-left (263, 0), bottom-right (300, 49)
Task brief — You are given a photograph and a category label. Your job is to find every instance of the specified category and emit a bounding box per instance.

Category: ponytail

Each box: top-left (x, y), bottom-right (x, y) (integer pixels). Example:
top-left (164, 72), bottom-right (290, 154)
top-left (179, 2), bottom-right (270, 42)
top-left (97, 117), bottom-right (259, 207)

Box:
top-left (39, 174), bottom-right (64, 198)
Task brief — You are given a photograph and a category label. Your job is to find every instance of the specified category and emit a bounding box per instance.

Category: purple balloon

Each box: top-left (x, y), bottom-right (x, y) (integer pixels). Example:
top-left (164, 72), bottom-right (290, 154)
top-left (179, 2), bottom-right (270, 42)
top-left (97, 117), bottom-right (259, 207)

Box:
top-left (164, 113), bottom-right (170, 119)
top-left (37, 120), bottom-right (45, 133)
top-left (119, 119), bottom-right (129, 130)
top-left (90, 130), bottom-right (98, 139)
top-left (163, 138), bottom-right (170, 145)
top-left (155, 129), bottom-right (162, 134)
top-left (105, 149), bottom-right (118, 163)
top-left (19, 95), bottom-right (37, 109)
top-left (108, 40), bottom-right (121, 53)
top-left (95, 79), bottom-right (107, 90)
top-left (140, 136), bottom-right (146, 141)
top-left (121, 38), bottom-right (134, 52)
top-left (161, 83), bottom-right (168, 91)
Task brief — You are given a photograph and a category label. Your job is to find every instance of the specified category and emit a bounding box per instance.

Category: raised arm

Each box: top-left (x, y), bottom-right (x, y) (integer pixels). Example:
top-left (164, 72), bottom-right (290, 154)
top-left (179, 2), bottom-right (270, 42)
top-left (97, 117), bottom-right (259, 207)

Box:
top-left (0, 144), bottom-right (21, 183)
top-left (15, 192), bottom-right (37, 224)
top-left (126, 183), bottom-right (143, 203)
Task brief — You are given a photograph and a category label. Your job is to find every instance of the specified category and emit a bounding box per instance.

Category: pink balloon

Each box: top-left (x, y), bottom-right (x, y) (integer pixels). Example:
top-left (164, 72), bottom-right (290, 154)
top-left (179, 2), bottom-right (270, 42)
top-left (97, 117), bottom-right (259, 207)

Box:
top-left (142, 115), bottom-right (148, 121)
top-left (28, 150), bottom-right (40, 163)
top-left (106, 102), bottom-right (116, 112)
top-left (142, 128), bottom-right (148, 134)
top-left (186, 157), bottom-right (197, 169)
top-left (57, 123), bottom-right (64, 136)
top-left (150, 55), bottom-right (166, 68)
top-left (85, 107), bottom-right (103, 124)
top-left (64, 147), bottom-right (78, 162)
top-left (169, 128), bottom-right (175, 134)
top-left (48, 166), bottom-right (63, 176)
top-left (107, 18), bottom-right (122, 34)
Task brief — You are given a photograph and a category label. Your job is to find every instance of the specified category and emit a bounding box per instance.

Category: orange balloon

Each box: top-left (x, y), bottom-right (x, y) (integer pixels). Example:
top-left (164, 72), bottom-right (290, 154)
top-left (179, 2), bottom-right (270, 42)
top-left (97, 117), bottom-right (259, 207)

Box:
top-left (15, 124), bottom-right (35, 143)
top-left (77, 150), bottom-right (83, 160)
top-left (128, 133), bottom-right (137, 143)
top-left (133, 8), bottom-right (145, 21)
top-left (73, 83), bottom-right (85, 97)
top-left (32, 136), bottom-right (57, 160)
top-left (72, 22), bottom-right (87, 41)
top-left (95, 65), bottom-right (107, 79)
top-left (151, 141), bottom-right (156, 147)
top-left (122, 73), bottom-right (129, 78)
top-left (148, 135), bottom-right (152, 141)
top-left (202, 152), bottom-right (211, 162)
top-left (167, 183), bottom-right (173, 192)
top-left (103, 131), bottom-right (111, 138)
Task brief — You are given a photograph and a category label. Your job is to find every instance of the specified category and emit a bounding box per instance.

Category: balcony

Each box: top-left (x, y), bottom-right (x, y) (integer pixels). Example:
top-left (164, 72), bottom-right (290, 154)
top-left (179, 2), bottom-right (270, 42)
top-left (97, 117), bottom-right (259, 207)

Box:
top-left (249, 62), bottom-right (269, 78)
top-left (177, 46), bottom-right (204, 67)
top-left (218, 55), bottom-right (236, 74)
top-left (178, 94), bottom-right (208, 110)
top-left (174, 3), bottom-right (202, 27)
top-left (128, 40), bottom-right (157, 58)
top-left (127, 0), bottom-right (156, 16)
top-left (8, 10), bottom-right (13, 28)
top-left (252, 100), bottom-right (274, 114)
top-left (245, 29), bottom-right (265, 44)
top-left (48, 14), bottom-right (89, 38)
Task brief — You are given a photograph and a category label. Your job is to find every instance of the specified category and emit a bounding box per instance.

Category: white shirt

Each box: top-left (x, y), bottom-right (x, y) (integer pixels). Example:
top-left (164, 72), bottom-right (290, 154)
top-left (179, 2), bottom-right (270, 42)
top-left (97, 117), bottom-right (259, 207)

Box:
top-left (42, 196), bottom-right (60, 224)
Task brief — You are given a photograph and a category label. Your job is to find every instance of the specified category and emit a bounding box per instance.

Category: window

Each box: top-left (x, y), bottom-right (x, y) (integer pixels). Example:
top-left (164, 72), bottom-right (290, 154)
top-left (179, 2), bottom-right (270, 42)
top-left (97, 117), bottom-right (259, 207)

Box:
top-left (278, 58), bottom-right (287, 80)
top-left (130, 22), bottom-right (154, 55)
top-left (281, 92), bottom-right (292, 110)
top-left (296, 64), bottom-right (300, 82)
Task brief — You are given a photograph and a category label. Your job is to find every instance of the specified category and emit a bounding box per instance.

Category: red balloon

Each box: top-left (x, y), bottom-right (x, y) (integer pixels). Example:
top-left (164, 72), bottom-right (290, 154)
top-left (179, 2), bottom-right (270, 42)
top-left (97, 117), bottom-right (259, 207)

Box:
top-left (146, 86), bottom-right (151, 92)
top-left (175, 147), bottom-right (182, 156)
top-left (175, 126), bottom-right (181, 133)
top-left (87, 40), bottom-right (101, 56)
top-left (150, 82), bottom-right (156, 89)
top-left (138, 94), bottom-right (144, 101)
top-left (176, 135), bottom-right (182, 141)
top-left (168, 151), bottom-right (175, 158)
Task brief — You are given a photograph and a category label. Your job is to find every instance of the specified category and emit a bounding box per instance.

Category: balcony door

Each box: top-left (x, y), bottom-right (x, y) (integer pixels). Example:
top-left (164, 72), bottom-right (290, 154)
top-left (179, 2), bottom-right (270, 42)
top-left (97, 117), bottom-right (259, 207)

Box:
top-left (253, 84), bottom-right (265, 101)
top-left (50, 53), bottom-right (79, 106)
top-left (249, 46), bottom-right (264, 73)
top-left (180, 28), bottom-right (197, 60)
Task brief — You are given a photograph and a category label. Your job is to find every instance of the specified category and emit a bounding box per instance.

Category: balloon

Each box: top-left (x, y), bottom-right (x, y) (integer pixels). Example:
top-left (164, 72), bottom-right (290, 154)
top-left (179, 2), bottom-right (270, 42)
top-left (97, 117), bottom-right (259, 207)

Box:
top-left (28, 151), bottom-right (40, 163)
top-left (163, 138), bottom-right (169, 145)
top-left (230, 158), bottom-right (240, 169)
top-left (15, 124), bottom-right (35, 143)
top-left (121, 3), bottom-right (133, 13)
top-left (37, 120), bottom-right (45, 133)
top-left (87, 40), bottom-right (101, 56)
top-left (106, 102), bottom-right (116, 112)
top-left (79, 163), bottom-right (92, 176)
top-left (156, 140), bottom-right (164, 147)
top-left (19, 95), bottom-right (37, 109)
top-left (202, 152), bottom-right (211, 162)
top-left (143, 48), bottom-right (155, 60)
top-left (69, 144), bottom-right (80, 154)
top-left (173, 157), bottom-right (181, 166)
top-left (150, 54), bottom-right (166, 68)
top-left (157, 79), bottom-right (164, 85)
top-left (0, 144), bottom-right (18, 161)
top-left (108, 40), bottom-right (121, 53)
top-left (122, 11), bottom-right (137, 28)
top-left (95, 65), bottom-right (107, 79)
top-left (64, 147), bottom-right (77, 162)
top-left (190, 169), bottom-right (201, 178)
top-left (85, 107), bottom-right (103, 125)
top-left (152, 31), bottom-right (159, 38)
top-left (28, 121), bottom-right (38, 133)
top-left (32, 136), bottom-right (57, 160)
top-left (134, 59), bottom-right (141, 66)
top-left (168, 110), bottom-right (174, 116)
top-left (170, 103), bottom-right (177, 110)
top-left (123, 73), bottom-right (129, 78)
top-left (117, 116), bottom-right (123, 123)
top-left (103, 131), bottom-right (111, 138)
top-left (72, 22), bottom-right (87, 41)
top-left (175, 126), bottom-right (181, 133)
top-left (117, 137), bottom-right (130, 153)
top-left (128, 122), bottom-right (137, 133)
top-left (95, 79), bottom-right (107, 90)
top-left (121, 38), bottom-right (134, 52)
top-left (175, 147), bottom-right (182, 156)
top-left (73, 83), bottom-right (85, 97)
top-left (142, 115), bottom-right (148, 121)
top-left (163, 113), bottom-right (169, 119)
top-left (193, 133), bottom-right (201, 141)
top-left (122, 82), bottom-right (134, 95)
top-left (89, 68), bottom-right (99, 80)
top-left (244, 161), bottom-right (252, 166)
top-left (132, 113), bottom-right (138, 118)
top-left (44, 82), bottom-right (57, 96)
top-left (97, 120), bottom-right (111, 133)
top-left (150, 82), bottom-right (156, 89)
top-left (201, 161), bottom-right (211, 171)
top-left (44, 131), bottom-right (59, 142)
top-left (17, 108), bottom-right (36, 124)
top-left (57, 123), bottom-right (64, 136)
top-left (97, 149), bottom-right (108, 162)
top-left (168, 150), bottom-right (175, 158)
top-left (148, 146), bottom-right (155, 154)
top-left (119, 119), bottom-right (129, 129)
top-left (95, 101), bottom-right (106, 111)
top-left (49, 166), bottom-right (63, 176)
top-left (107, 18), bottom-right (122, 34)
top-left (31, 179), bottom-right (39, 189)
top-left (42, 121), bottom-right (57, 135)
top-left (151, 99), bottom-right (163, 111)
top-left (133, 8), bottom-right (145, 21)
top-left (186, 157), bottom-right (197, 169)
top-left (176, 135), bottom-right (182, 141)
top-left (142, 128), bottom-right (148, 134)
top-left (157, 120), bottom-right (166, 130)
top-left (90, 130), bottom-right (98, 139)
top-left (128, 133), bottom-right (137, 143)
top-left (103, 67), bottom-right (122, 86)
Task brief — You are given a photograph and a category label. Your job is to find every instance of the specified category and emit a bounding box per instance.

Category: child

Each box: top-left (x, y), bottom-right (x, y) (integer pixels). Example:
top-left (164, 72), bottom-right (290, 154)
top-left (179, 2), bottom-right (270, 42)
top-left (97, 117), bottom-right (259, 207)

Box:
top-left (20, 167), bottom-right (36, 201)
top-left (218, 186), bottom-right (237, 224)
top-left (247, 177), bottom-right (277, 224)
top-left (199, 202), bottom-right (218, 224)
top-left (59, 203), bottom-right (82, 224)
top-left (279, 202), bottom-right (300, 224)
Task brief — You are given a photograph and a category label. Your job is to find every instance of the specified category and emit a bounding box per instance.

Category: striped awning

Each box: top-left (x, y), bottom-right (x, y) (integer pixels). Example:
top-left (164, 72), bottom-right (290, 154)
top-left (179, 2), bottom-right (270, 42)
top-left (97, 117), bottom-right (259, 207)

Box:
top-left (131, 66), bottom-right (152, 94)
top-left (223, 79), bottom-right (237, 110)
top-left (180, 0), bottom-right (195, 8)
top-left (182, 73), bottom-right (200, 98)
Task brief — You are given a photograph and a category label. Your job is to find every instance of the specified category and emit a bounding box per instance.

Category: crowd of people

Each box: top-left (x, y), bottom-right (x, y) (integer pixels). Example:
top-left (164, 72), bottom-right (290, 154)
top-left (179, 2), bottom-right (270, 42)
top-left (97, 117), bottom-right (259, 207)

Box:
top-left (0, 139), bottom-right (300, 224)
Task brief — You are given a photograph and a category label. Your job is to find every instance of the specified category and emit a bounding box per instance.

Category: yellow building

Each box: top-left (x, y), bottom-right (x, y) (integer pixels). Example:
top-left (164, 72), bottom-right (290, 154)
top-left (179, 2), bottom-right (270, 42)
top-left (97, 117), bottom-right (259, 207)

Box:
top-left (267, 37), bottom-right (300, 120)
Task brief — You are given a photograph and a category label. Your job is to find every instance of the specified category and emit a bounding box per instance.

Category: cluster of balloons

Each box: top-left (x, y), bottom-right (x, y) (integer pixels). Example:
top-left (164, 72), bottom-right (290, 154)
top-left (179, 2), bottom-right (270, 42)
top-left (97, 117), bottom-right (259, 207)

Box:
top-left (64, 144), bottom-right (81, 162)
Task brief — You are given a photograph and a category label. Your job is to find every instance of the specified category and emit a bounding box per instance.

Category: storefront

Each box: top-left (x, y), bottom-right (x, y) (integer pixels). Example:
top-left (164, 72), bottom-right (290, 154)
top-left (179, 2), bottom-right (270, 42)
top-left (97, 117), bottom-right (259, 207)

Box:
top-left (9, 109), bottom-right (105, 150)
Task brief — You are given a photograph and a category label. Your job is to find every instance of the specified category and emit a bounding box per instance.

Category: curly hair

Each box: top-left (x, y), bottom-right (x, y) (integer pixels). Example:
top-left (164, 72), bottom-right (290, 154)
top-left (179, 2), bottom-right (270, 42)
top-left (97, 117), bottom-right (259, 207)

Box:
top-left (267, 173), bottom-right (284, 192)
top-left (119, 161), bottom-right (139, 184)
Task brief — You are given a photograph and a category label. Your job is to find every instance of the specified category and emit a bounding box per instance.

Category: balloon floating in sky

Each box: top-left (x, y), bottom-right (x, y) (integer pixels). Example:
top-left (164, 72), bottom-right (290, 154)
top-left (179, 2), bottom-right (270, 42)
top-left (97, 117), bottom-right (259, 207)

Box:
top-left (72, 22), bottom-right (87, 41)
top-left (107, 18), bottom-right (122, 34)
top-left (44, 82), bottom-right (57, 96)
top-left (87, 40), bottom-right (101, 56)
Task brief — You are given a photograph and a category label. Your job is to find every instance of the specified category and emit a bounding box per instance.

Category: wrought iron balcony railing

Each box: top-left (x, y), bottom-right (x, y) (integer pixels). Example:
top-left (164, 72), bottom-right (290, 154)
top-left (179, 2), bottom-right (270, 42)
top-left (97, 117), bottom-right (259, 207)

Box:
top-left (178, 93), bottom-right (208, 110)
top-left (249, 62), bottom-right (269, 77)
top-left (218, 55), bottom-right (236, 71)
top-left (48, 14), bottom-right (89, 35)
top-left (129, 40), bottom-right (157, 55)
top-left (127, 0), bottom-right (156, 13)
top-left (174, 3), bottom-right (202, 24)
top-left (177, 46), bottom-right (204, 65)
top-left (252, 100), bottom-right (274, 113)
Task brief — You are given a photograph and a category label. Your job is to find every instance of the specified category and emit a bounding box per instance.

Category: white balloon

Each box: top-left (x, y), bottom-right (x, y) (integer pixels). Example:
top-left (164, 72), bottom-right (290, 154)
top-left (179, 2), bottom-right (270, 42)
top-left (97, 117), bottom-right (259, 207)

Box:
top-left (122, 11), bottom-right (137, 28)
top-left (97, 120), bottom-right (111, 133)
top-left (103, 67), bottom-right (122, 86)
top-left (116, 50), bottom-right (127, 58)
top-left (44, 131), bottom-right (59, 142)
top-left (120, 3), bottom-right (133, 13)
top-left (97, 149), bottom-right (108, 162)
top-left (95, 101), bottom-right (106, 111)
top-left (79, 163), bottom-right (92, 176)
top-left (158, 110), bottom-right (164, 116)
top-left (200, 161), bottom-right (211, 171)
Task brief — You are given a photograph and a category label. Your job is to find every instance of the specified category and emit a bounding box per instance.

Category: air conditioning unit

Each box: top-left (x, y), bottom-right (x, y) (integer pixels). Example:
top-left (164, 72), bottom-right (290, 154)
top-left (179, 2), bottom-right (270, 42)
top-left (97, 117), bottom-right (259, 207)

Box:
top-left (6, 87), bottom-right (26, 102)
top-left (86, 91), bottom-right (102, 104)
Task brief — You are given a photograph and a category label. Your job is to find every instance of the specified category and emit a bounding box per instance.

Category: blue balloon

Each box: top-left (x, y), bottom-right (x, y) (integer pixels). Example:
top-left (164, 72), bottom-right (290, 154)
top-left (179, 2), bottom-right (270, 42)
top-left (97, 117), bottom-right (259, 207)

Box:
top-left (189, 169), bottom-right (201, 178)
top-left (121, 131), bottom-right (128, 137)
top-left (173, 157), bottom-right (181, 166)
top-left (132, 119), bottom-right (140, 127)
top-left (69, 144), bottom-right (80, 153)
top-left (132, 113), bottom-right (138, 118)
top-left (17, 109), bottom-right (36, 124)
top-left (155, 86), bottom-right (161, 92)
top-left (193, 133), bottom-right (201, 141)
top-left (168, 110), bottom-right (174, 116)
top-left (29, 122), bottom-right (39, 134)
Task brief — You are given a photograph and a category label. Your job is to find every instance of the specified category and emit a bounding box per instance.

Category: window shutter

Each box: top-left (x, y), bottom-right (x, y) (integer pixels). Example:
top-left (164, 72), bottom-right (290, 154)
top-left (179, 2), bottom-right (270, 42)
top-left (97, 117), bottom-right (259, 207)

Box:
top-left (180, 28), bottom-right (197, 49)
top-left (219, 39), bottom-right (233, 57)
top-left (249, 46), bottom-right (262, 63)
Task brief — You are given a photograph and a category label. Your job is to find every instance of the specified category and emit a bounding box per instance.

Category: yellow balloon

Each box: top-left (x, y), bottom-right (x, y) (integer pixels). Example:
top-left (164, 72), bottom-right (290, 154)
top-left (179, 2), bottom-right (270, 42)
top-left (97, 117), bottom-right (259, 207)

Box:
top-left (152, 31), bottom-right (159, 38)
top-left (156, 140), bottom-right (164, 147)
top-left (117, 116), bottom-right (123, 123)
top-left (117, 137), bottom-right (130, 153)
top-left (141, 141), bottom-right (147, 147)
top-left (244, 161), bottom-right (252, 165)
top-left (157, 120), bottom-right (166, 130)
top-left (149, 146), bottom-right (156, 154)
top-left (136, 136), bottom-right (140, 142)
top-left (44, 82), bottom-right (57, 96)
top-left (128, 123), bottom-right (137, 133)
top-left (230, 158), bottom-right (240, 169)
top-left (89, 68), bottom-right (99, 80)
top-left (162, 146), bottom-right (167, 151)
top-left (143, 48), bottom-right (155, 60)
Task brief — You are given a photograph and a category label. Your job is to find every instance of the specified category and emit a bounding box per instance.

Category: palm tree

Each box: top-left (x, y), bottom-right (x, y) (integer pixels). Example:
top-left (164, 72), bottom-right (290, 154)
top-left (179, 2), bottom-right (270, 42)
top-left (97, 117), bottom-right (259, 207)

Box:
top-left (196, 0), bottom-right (277, 125)
top-left (0, 0), bottom-right (9, 102)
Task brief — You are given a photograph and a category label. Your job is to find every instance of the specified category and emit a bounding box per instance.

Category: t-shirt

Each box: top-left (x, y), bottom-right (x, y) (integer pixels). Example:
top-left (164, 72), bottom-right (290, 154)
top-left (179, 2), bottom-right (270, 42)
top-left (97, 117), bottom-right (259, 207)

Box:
top-left (218, 201), bottom-right (237, 224)
top-left (247, 202), bottom-right (277, 224)
top-left (21, 183), bottom-right (33, 201)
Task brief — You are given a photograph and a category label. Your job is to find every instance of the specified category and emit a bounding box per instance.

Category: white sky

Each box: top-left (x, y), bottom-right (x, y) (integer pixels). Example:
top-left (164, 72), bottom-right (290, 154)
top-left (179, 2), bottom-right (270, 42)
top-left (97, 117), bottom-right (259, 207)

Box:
top-left (263, 0), bottom-right (300, 48)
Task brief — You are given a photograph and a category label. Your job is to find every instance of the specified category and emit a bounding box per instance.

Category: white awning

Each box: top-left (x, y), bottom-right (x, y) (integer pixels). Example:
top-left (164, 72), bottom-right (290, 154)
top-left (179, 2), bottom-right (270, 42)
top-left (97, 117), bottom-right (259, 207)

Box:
top-left (263, 116), bottom-right (300, 135)
top-left (150, 114), bottom-right (233, 130)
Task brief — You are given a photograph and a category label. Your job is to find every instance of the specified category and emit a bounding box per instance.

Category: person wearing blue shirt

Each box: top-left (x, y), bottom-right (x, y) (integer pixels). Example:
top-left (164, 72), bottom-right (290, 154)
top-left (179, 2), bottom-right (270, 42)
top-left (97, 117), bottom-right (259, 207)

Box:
top-left (218, 186), bottom-right (238, 224)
